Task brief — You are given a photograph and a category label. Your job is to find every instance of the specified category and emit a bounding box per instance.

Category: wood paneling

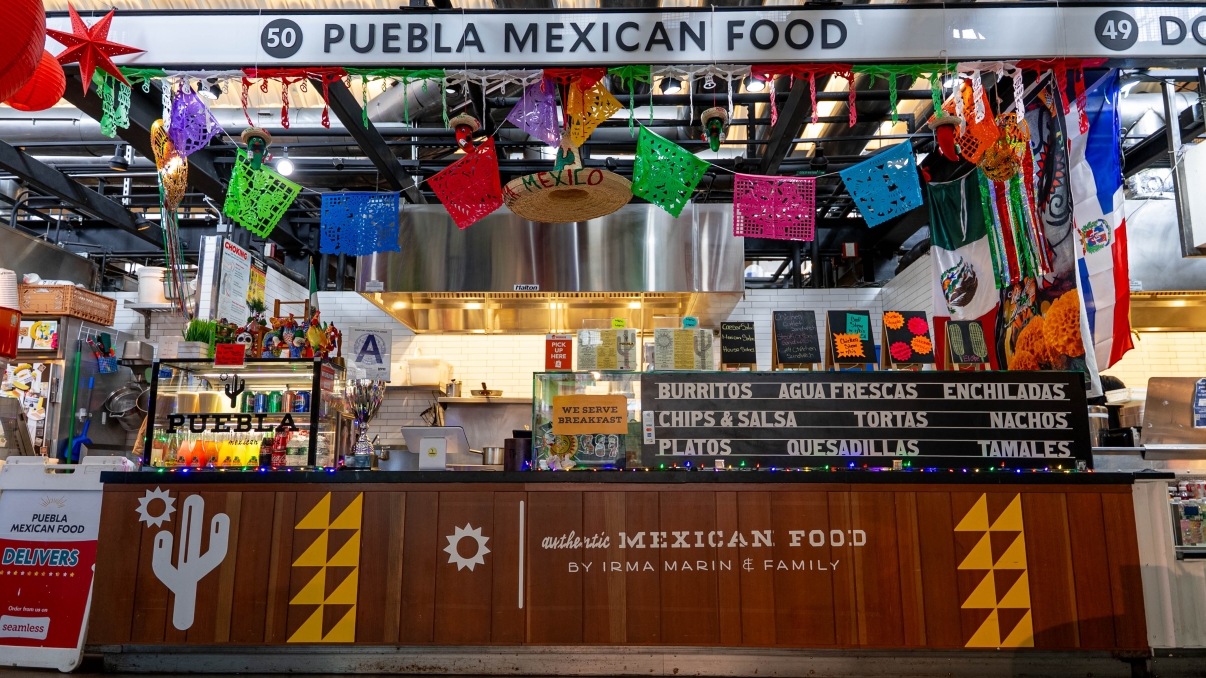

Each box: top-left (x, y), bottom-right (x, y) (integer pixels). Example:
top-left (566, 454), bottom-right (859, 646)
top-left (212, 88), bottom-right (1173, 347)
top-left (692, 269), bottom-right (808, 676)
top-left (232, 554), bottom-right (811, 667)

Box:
top-left (1022, 493), bottom-right (1080, 649)
top-left (89, 482), bottom-right (1150, 653)
top-left (525, 491), bottom-right (583, 644)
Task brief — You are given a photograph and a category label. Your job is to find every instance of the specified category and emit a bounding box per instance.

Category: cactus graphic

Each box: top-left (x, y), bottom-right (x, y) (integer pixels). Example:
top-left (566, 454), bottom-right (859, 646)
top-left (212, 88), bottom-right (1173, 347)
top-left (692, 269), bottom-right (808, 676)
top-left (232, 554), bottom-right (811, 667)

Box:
top-left (224, 376), bottom-right (246, 409)
top-left (152, 494), bottom-right (230, 630)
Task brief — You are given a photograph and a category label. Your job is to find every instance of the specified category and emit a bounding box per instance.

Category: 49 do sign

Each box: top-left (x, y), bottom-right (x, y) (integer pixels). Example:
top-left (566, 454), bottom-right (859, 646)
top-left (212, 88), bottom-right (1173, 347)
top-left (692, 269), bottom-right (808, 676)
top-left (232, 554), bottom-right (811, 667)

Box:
top-left (640, 372), bottom-right (1092, 469)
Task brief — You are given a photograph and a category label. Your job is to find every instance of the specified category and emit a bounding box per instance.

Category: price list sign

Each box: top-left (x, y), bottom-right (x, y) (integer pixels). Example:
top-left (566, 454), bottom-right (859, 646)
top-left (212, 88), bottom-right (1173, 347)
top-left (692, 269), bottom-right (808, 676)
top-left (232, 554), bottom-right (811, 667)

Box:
top-left (640, 372), bottom-right (1092, 469)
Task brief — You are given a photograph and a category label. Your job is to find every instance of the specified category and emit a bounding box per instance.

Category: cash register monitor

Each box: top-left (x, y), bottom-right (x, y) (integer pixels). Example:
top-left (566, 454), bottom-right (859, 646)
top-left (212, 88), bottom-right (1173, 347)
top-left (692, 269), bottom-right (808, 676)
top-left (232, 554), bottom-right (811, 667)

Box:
top-left (401, 426), bottom-right (472, 469)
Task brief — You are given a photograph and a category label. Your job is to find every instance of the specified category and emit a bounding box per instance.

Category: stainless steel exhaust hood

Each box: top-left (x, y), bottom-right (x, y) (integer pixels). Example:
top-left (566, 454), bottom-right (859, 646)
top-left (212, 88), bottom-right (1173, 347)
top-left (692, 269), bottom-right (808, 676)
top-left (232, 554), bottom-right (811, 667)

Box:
top-left (357, 204), bottom-right (745, 334)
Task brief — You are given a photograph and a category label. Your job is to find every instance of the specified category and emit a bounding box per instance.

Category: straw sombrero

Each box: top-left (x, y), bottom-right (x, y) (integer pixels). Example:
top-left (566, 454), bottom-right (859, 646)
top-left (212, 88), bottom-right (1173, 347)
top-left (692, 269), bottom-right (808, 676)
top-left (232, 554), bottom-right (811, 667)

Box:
top-left (503, 140), bottom-right (631, 223)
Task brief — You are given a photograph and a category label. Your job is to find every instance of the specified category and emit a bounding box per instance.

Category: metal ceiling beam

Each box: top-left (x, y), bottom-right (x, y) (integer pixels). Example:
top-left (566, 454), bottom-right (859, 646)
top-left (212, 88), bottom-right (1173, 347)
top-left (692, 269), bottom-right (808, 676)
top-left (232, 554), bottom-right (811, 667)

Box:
top-left (758, 77), bottom-right (812, 176)
top-left (315, 77), bottom-right (425, 203)
top-left (0, 139), bottom-right (163, 247)
top-left (61, 72), bottom-right (227, 202)
top-left (1123, 99), bottom-right (1203, 177)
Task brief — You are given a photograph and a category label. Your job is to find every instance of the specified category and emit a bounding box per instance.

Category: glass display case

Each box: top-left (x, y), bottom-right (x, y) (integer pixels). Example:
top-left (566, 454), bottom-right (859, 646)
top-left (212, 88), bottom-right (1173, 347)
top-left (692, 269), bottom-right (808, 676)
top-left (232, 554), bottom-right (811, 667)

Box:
top-left (533, 371), bottom-right (642, 470)
top-left (1170, 476), bottom-right (1206, 559)
top-left (142, 358), bottom-right (348, 469)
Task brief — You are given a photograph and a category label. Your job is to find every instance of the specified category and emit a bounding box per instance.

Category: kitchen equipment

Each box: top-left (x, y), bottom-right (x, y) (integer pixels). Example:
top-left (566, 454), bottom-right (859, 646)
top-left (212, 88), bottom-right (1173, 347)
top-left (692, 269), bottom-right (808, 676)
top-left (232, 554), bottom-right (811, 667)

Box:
top-left (120, 340), bottom-right (156, 365)
top-left (471, 382), bottom-right (503, 397)
top-left (104, 381), bottom-right (149, 432)
top-left (476, 446), bottom-right (504, 465)
top-left (1087, 406), bottom-right (1109, 448)
top-left (407, 355), bottom-right (453, 386)
top-left (505, 429), bottom-right (533, 471)
top-left (445, 380), bottom-right (462, 397)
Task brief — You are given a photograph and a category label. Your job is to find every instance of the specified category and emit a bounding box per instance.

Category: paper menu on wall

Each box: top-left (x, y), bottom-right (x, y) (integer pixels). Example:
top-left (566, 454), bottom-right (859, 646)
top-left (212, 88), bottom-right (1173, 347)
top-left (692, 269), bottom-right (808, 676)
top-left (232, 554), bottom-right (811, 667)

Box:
top-left (653, 329), bottom-right (675, 370)
top-left (616, 329), bottom-right (638, 370)
top-left (597, 330), bottom-right (618, 369)
top-left (577, 330), bottom-right (600, 370)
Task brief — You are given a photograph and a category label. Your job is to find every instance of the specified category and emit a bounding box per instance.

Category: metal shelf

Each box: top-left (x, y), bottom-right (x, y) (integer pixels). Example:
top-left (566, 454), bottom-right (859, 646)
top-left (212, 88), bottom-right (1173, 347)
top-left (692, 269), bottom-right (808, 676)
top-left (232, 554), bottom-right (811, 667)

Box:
top-left (124, 301), bottom-right (176, 338)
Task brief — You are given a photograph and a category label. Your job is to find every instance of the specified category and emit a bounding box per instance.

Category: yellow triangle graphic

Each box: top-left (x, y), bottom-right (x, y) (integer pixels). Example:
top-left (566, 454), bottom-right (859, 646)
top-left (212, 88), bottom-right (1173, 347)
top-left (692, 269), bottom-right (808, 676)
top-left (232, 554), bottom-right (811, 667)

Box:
top-left (961, 570), bottom-right (997, 609)
top-left (289, 567), bottom-right (326, 605)
top-left (287, 606), bottom-right (325, 643)
top-left (328, 494), bottom-right (363, 530)
top-left (296, 493), bottom-right (332, 529)
top-left (321, 605), bottom-right (358, 643)
top-left (958, 533), bottom-right (995, 570)
top-left (324, 567), bottom-right (359, 605)
top-left (1000, 610), bottom-right (1035, 648)
top-left (955, 494), bottom-right (989, 531)
top-left (997, 571), bottom-right (1031, 608)
top-left (965, 609), bottom-right (1001, 648)
top-left (994, 533), bottom-right (1028, 570)
top-left (327, 531), bottom-right (361, 567)
top-left (293, 530), bottom-right (329, 567)
top-left (990, 495), bottom-right (1024, 532)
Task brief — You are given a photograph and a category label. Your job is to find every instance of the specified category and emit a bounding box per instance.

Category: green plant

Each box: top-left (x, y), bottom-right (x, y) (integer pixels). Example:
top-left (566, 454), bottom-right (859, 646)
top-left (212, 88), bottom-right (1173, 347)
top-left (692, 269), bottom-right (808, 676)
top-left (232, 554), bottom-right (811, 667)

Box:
top-left (183, 319), bottom-right (216, 343)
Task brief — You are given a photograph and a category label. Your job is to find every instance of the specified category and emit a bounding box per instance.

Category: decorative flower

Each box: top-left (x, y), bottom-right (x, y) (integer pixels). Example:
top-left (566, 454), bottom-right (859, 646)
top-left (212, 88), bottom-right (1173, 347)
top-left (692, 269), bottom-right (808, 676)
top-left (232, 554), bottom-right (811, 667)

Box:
top-left (910, 335), bottom-right (933, 355)
top-left (1014, 315), bottom-right (1049, 366)
top-left (1043, 290), bottom-right (1085, 358)
top-left (1009, 349), bottom-right (1041, 371)
top-left (907, 316), bottom-right (929, 336)
top-left (889, 341), bottom-right (913, 362)
top-left (884, 311), bottom-right (905, 331)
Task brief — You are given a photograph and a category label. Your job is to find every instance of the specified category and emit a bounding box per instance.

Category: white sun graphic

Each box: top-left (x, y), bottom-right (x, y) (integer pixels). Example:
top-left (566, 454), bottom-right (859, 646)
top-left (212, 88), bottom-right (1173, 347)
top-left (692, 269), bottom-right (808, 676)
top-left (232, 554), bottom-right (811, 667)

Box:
top-left (443, 523), bottom-right (490, 571)
top-left (135, 487), bottom-right (176, 528)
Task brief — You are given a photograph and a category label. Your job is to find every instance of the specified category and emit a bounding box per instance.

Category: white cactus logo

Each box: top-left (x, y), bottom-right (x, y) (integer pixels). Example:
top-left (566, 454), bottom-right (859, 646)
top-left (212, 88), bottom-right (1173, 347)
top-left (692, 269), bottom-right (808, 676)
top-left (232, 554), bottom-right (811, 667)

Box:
top-left (151, 494), bottom-right (230, 630)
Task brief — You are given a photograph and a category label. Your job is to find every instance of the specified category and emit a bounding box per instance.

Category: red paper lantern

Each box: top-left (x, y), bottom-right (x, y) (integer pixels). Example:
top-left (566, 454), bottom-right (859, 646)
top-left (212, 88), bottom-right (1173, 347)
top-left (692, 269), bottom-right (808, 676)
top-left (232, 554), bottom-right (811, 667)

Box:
top-left (0, 0), bottom-right (46, 102)
top-left (7, 51), bottom-right (66, 112)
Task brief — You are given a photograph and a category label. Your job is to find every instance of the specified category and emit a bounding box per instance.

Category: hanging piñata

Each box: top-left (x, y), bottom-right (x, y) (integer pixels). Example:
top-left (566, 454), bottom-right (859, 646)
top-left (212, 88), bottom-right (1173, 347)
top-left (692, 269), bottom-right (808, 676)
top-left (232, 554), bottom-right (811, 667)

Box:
top-left (223, 149), bottom-right (302, 238)
top-left (46, 6), bottom-right (143, 93)
top-left (631, 127), bottom-right (709, 218)
top-left (320, 192), bottom-right (401, 256)
top-left (732, 175), bottom-right (816, 242)
top-left (838, 142), bottom-right (923, 228)
top-left (428, 137), bottom-right (504, 229)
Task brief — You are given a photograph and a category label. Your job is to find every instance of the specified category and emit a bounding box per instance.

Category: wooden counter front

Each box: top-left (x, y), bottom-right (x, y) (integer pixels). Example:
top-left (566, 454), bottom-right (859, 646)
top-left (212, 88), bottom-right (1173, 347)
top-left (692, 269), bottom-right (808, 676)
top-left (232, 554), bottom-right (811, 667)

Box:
top-left (88, 472), bottom-right (1148, 651)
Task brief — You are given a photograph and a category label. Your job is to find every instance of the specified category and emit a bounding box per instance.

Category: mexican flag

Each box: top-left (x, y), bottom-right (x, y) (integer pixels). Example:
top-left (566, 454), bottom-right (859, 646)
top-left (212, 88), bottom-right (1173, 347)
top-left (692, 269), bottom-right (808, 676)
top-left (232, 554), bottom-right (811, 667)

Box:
top-left (929, 173), bottom-right (1002, 369)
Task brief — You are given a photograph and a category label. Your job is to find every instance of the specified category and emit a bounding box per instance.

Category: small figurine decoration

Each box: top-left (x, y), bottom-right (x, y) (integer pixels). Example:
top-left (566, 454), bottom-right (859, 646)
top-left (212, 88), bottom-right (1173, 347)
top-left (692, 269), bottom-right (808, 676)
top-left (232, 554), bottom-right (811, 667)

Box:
top-left (700, 107), bottom-right (729, 152)
top-left (928, 115), bottom-right (962, 162)
top-left (256, 305), bottom-right (342, 360)
top-left (241, 127), bottom-right (273, 170)
top-left (448, 113), bottom-right (480, 152)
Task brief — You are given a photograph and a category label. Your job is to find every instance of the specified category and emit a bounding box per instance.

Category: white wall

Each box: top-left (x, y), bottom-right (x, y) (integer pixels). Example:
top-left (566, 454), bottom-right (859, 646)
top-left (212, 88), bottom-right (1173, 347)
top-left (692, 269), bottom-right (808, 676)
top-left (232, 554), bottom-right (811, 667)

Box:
top-left (879, 253), bottom-right (932, 315)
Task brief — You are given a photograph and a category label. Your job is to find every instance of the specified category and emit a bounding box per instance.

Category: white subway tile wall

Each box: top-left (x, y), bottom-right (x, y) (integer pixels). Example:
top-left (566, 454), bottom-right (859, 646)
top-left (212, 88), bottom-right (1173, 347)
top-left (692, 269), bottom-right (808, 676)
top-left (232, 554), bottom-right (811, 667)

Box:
top-left (879, 253), bottom-right (932, 316)
top-left (1101, 332), bottom-right (1206, 389)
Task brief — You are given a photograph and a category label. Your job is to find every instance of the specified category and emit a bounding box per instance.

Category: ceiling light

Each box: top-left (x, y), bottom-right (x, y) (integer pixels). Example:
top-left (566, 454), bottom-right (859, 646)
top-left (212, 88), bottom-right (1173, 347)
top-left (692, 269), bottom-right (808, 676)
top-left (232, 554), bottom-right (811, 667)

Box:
top-left (108, 145), bottom-right (129, 172)
top-left (275, 148), bottom-right (294, 176)
top-left (810, 148), bottom-right (829, 172)
top-left (660, 77), bottom-right (682, 95)
top-left (743, 76), bottom-right (766, 93)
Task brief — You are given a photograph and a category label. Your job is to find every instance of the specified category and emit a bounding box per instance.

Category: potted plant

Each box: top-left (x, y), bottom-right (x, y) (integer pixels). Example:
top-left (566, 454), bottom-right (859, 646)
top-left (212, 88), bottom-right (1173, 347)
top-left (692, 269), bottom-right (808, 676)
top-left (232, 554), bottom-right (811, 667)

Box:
top-left (177, 319), bottom-right (215, 359)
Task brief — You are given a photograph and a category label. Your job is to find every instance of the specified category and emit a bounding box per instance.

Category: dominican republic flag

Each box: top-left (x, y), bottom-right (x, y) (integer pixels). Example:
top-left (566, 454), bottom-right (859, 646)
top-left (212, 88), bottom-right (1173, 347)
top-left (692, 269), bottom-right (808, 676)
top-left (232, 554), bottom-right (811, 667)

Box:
top-left (1066, 70), bottom-right (1133, 370)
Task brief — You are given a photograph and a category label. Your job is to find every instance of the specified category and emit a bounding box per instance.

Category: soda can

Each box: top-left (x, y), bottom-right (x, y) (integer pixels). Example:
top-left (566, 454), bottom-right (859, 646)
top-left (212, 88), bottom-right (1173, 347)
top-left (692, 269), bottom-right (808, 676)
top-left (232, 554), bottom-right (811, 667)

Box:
top-left (292, 391), bottom-right (310, 413)
top-left (267, 390), bottom-right (283, 413)
top-left (253, 392), bottom-right (267, 413)
top-left (241, 390), bottom-right (254, 413)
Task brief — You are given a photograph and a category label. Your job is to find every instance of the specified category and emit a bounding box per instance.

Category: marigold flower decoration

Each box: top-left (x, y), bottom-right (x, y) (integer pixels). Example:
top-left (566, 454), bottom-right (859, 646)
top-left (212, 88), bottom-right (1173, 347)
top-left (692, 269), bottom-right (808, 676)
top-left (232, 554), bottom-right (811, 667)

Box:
top-left (907, 316), bottom-right (929, 336)
top-left (889, 341), bottom-right (913, 362)
top-left (1013, 315), bottom-right (1049, 368)
top-left (883, 311), bottom-right (904, 331)
top-left (910, 335), bottom-right (933, 355)
top-left (1043, 290), bottom-right (1085, 358)
top-left (1010, 349), bottom-right (1041, 371)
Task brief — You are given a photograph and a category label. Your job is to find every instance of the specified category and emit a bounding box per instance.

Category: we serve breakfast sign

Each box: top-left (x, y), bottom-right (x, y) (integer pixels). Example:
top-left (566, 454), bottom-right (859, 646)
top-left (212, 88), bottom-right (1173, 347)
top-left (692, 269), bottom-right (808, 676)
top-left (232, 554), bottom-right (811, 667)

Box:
top-left (551, 395), bottom-right (628, 435)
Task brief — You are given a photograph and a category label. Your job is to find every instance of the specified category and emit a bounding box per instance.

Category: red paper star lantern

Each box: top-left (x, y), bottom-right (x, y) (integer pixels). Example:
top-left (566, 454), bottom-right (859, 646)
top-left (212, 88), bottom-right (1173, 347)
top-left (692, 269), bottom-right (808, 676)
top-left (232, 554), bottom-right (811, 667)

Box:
top-left (46, 5), bottom-right (144, 93)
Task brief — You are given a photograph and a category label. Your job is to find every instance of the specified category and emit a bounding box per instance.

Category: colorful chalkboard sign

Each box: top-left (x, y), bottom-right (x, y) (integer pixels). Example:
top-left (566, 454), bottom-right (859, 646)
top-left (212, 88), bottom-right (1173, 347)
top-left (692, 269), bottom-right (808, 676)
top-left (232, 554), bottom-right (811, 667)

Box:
top-left (826, 310), bottom-right (876, 367)
top-left (720, 322), bottom-right (757, 366)
top-left (771, 311), bottom-right (821, 367)
top-left (640, 371), bottom-right (1093, 470)
top-left (947, 320), bottom-right (990, 368)
top-left (882, 310), bottom-right (935, 367)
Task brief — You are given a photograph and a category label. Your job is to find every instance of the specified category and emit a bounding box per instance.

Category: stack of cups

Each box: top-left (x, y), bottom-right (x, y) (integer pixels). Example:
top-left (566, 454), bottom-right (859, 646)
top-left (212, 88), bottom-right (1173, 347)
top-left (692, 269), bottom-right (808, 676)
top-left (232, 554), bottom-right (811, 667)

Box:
top-left (0, 269), bottom-right (19, 310)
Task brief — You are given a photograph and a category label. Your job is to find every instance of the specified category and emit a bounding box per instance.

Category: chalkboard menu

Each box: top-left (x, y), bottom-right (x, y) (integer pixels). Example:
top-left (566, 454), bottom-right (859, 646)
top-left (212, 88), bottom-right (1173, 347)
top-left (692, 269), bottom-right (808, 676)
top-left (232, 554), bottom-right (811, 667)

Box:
top-left (640, 371), bottom-right (1091, 469)
top-left (720, 322), bottom-right (757, 365)
top-left (772, 311), bottom-right (821, 365)
top-left (947, 320), bottom-right (990, 365)
top-left (826, 310), bottom-right (876, 365)
top-left (882, 310), bottom-right (935, 366)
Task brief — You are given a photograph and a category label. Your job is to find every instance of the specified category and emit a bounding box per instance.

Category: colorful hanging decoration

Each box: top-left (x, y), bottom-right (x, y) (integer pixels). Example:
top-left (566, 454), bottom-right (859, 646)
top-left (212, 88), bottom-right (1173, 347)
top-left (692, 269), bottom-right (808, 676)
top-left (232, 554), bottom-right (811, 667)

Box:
top-left (344, 68), bottom-right (444, 126)
top-left (241, 67), bottom-right (347, 129)
top-left (320, 192), bottom-right (401, 256)
top-left (93, 70), bottom-right (130, 138)
top-left (940, 82), bottom-right (1001, 164)
top-left (565, 79), bottom-right (623, 147)
top-left (168, 84), bottom-right (223, 157)
top-left (428, 137), bottom-right (504, 230)
top-left (700, 107), bottom-right (729, 152)
top-left (631, 127), bottom-right (709, 218)
top-left (449, 113), bottom-right (480, 151)
top-left (607, 65), bottom-right (652, 134)
top-left (732, 174), bottom-right (816, 242)
top-left (652, 64), bottom-right (749, 121)
top-left (838, 142), bottom-right (923, 228)
top-left (46, 6), bottom-right (144, 93)
top-left (503, 138), bottom-right (632, 224)
top-left (241, 127), bottom-right (272, 170)
top-left (0, 0), bottom-right (45, 102)
top-left (852, 63), bottom-right (949, 123)
top-left (505, 78), bottom-right (561, 148)
top-left (151, 119), bottom-right (190, 317)
top-left (928, 116), bottom-right (962, 162)
top-left (6, 51), bottom-right (65, 112)
top-left (223, 148), bottom-right (302, 238)
top-left (751, 64), bottom-right (856, 127)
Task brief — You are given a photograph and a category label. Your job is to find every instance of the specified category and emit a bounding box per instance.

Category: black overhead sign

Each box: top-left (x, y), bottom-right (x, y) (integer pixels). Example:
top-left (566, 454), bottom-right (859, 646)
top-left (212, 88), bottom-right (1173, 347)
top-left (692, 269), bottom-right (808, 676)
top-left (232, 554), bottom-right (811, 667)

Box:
top-left (640, 371), bottom-right (1092, 470)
